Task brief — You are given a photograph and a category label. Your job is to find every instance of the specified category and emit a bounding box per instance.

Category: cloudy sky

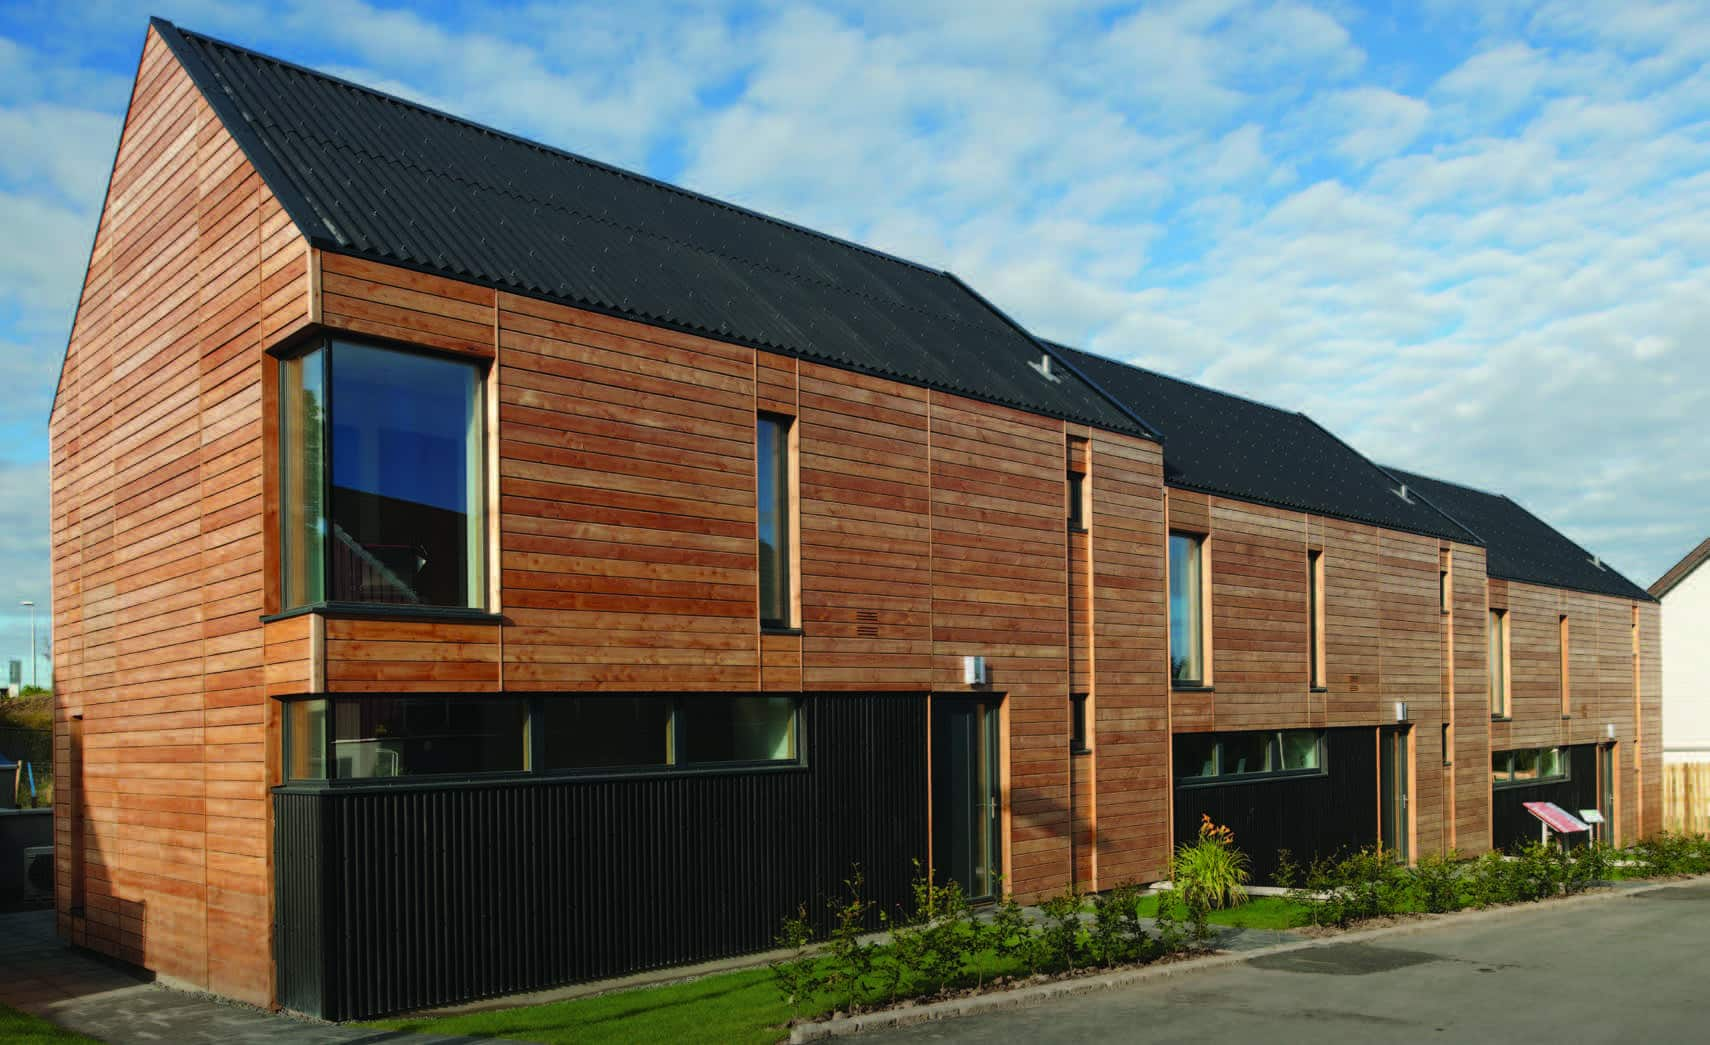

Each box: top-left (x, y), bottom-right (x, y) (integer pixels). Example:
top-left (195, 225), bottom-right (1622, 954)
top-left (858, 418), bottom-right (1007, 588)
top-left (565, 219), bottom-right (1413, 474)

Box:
top-left (3, 0), bottom-right (1707, 681)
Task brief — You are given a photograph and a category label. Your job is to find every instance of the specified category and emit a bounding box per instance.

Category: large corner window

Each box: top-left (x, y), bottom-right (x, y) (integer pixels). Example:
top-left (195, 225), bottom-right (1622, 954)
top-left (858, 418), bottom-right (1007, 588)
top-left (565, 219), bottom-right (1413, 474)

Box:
top-left (281, 339), bottom-right (486, 611)
top-left (283, 694), bottom-right (802, 782)
top-left (758, 414), bottom-right (795, 629)
top-left (1489, 608), bottom-right (1510, 718)
top-left (1492, 746), bottom-right (1567, 787)
top-left (1169, 532), bottom-right (1206, 686)
top-left (1175, 729), bottom-right (1325, 784)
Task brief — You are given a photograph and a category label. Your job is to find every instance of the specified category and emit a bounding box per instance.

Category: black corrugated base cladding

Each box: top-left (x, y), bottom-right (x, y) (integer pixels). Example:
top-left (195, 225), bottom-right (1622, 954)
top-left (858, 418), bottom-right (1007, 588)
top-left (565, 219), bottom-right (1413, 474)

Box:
top-left (274, 694), bottom-right (928, 1020)
top-left (1491, 744), bottom-right (1598, 851)
top-left (1173, 727), bottom-right (1379, 884)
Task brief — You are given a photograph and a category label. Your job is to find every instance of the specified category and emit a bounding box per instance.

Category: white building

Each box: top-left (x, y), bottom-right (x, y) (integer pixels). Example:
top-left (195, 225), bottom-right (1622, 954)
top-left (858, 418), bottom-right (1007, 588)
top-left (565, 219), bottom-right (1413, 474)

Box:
top-left (1654, 538), bottom-right (1710, 763)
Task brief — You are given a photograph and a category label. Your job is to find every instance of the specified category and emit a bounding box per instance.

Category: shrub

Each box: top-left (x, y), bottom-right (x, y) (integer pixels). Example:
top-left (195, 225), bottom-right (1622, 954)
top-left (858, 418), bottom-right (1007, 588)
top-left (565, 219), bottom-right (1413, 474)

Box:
top-left (1088, 882), bottom-right (1149, 967)
top-left (1408, 850), bottom-right (1465, 913)
top-left (1467, 850), bottom-right (1521, 908)
top-left (823, 868), bottom-right (876, 1011)
top-left (1173, 815), bottom-right (1250, 943)
top-left (1038, 886), bottom-right (1086, 972)
top-left (769, 903), bottom-right (820, 1020)
top-left (987, 885), bottom-right (1039, 976)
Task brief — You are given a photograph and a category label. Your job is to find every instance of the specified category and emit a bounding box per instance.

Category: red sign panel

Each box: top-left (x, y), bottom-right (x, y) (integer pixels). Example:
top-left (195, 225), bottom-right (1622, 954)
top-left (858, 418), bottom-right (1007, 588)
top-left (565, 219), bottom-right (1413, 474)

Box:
top-left (1524, 801), bottom-right (1590, 834)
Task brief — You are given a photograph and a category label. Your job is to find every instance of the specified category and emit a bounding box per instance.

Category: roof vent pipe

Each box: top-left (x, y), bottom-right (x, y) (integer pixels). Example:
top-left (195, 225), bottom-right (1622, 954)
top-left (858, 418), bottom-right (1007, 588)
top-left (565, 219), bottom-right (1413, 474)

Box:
top-left (1029, 353), bottom-right (1062, 383)
top-left (1395, 482), bottom-right (1412, 502)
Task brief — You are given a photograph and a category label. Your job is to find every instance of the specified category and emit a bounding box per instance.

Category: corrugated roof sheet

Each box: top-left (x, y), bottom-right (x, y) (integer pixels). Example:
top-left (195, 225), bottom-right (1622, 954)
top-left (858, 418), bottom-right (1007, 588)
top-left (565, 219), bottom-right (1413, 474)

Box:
top-left (1385, 468), bottom-right (1654, 602)
top-left (151, 19), bottom-right (1152, 440)
top-left (1057, 344), bottom-right (1477, 542)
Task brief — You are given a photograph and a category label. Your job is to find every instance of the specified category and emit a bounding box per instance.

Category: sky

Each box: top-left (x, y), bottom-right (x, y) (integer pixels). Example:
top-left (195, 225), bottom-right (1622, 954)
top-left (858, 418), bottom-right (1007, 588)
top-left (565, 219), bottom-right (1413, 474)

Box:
top-left (2, 0), bottom-right (1707, 683)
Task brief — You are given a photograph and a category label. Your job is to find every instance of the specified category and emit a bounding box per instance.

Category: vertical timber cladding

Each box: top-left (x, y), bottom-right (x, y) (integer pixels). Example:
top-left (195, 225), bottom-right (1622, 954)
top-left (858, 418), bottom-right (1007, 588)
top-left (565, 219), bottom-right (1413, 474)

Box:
top-left (273, 694), bottom-right (928, 1021)
top-left (49, 25), bottom-right (311, 1005)
top-left (1173, 728), bottom-right (1379, 883)
top-left (1489, 744), bottom-right (1599, 850)
top-left (1451, 543), bottom-right (1492, 854)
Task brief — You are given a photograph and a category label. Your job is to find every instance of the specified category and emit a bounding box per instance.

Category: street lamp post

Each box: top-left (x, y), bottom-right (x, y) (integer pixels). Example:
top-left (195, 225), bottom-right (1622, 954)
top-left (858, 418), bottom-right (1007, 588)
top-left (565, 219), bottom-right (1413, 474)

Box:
top-left (19, 600), bottom-right (36, 689)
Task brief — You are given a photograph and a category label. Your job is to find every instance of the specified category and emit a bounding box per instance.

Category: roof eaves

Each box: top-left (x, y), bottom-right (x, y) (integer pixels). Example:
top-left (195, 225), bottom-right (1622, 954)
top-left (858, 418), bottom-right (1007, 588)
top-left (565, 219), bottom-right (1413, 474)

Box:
top-left (1163, 478), bottom-right (1479, 546)
top-left (940, 276), bottom-right (1165, 444)
top-left (1650, 537), bottom-right (1710, 598)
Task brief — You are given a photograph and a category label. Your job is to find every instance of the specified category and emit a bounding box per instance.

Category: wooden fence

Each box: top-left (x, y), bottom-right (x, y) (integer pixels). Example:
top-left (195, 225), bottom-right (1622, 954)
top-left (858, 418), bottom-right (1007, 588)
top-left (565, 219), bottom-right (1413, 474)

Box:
top-left (1664, 762), bottom-right (1710, 835)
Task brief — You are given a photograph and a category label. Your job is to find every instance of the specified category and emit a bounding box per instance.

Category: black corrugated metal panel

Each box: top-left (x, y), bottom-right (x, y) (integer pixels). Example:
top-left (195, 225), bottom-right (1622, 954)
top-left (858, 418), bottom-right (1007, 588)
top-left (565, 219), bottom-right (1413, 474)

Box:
top-left (147, 19), bottom-right (1154, 442)
top-left (1057, 344), bottom-right (1478, 542)
top-left (1386, 468), bottom-right (1654, 601)
top-left (273, 694), bottom-right (928, 1020)
top-left (1490, 744), bottom-right (1599, 850)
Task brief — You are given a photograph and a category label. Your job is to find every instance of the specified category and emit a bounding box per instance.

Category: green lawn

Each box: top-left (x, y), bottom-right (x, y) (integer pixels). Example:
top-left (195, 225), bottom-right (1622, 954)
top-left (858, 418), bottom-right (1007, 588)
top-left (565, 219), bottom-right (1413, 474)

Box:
top-left (1132, 892), bottom-right (1313, 930)
top-left (0, 1004), bottom-right (101, 1044)
top-left (366, 967), bottom-right (821, 1045)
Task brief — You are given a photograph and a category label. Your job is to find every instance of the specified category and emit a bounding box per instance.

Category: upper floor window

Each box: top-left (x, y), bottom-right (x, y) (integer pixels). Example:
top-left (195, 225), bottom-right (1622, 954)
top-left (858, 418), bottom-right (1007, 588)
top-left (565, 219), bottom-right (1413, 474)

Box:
top-left (1070, 693), bottom-right (1090, 754)
top-left (1489, 608), bottom-right (1510, 718)
top-left (281, 339), bottom-right (486, 610)
top-left (1559, 614), bottom-right (1571, 715)
top-left (1067, 469), bottom-right (1087, 531)
top-left (1169, 532), bottom-right (1206, 686)
top-left (757, 414), bottom-right (795, 629)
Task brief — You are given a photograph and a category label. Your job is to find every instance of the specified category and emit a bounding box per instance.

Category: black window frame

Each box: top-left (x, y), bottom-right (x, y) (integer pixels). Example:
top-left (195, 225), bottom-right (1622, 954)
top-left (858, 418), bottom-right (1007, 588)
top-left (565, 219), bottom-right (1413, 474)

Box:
top-left (1067, 469), bottom-right (1087, 532)
top-left (1070, 693), bottom-right (1090, 754)
top-left (757, 412), bottom-right (796, 631)
top-left (277, 335), bottom-right (490, 615)
top-left (1491, 745), bottom-right (1570, 788)
top-left (1174, 729), bottom-right (1328, 787)
top-left (280, 693), bottom-right (807, 787)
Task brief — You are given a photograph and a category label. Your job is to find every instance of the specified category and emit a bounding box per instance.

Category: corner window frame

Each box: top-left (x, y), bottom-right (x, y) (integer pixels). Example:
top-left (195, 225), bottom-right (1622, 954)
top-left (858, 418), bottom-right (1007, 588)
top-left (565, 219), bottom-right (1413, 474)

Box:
top-left (278, 336), bottom-right (490, 614)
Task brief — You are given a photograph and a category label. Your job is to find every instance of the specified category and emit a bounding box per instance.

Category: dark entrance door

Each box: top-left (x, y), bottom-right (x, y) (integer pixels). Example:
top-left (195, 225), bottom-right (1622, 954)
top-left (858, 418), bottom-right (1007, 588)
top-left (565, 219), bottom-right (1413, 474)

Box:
top-left (1380, 726), bottom-right (1411, 863)
top-left (932, 698), bottom-right (1001, 900)
top-left (1599, 743), bottom-right (1617, 845)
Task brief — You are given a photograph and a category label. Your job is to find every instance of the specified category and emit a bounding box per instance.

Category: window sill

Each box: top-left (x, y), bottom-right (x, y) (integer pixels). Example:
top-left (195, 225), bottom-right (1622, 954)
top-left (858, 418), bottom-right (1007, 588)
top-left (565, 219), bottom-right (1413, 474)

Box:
top-left (1071, 745), bottom-right (1092, 757)
top-left (1172, 683), bottom-right (1214, 693)
top-left (1068, 525), bottom-right (1088, 534)
top-left (1310, 686), bottom-right (1329, 694)
top-left (1491, 714), bottom-right (1512, 722)
top-left (761, 625), bottom-right (805, 636)
top-left (261, 602), bottom-right (505, 625)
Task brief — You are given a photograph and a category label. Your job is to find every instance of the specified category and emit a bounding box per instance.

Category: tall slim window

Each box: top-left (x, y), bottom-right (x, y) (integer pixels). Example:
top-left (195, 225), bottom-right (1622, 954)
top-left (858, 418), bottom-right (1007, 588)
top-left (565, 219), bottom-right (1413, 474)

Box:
top-left (1559, 614), bottom-right (1571, 716)
top-left (757, 414), bottom-right (794, 629)
top-left (1169, 532), bottom-right (1205, 685)
top-left (1308, 549), bottom-right (1325, 688)
top-left (282, 340), bottom-right (486, 609)
top-left (1489, 609), bottom-right (1510, 718)
top-left (1067, 469), bottom-right (1087, 531)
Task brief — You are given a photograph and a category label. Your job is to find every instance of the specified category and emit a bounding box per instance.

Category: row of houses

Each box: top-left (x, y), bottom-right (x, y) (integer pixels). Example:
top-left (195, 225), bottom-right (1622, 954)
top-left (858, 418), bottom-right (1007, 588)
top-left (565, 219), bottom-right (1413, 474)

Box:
top-left (48, 19), bottom-right (1662, 1021)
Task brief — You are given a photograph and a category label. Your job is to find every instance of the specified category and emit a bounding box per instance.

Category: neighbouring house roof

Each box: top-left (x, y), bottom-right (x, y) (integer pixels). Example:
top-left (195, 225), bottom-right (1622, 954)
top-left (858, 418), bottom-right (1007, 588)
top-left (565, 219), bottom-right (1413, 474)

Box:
top-left (1055, 344), bottom-right (1479, 542)
top-left (1650, 537), bottom-right (1710, 599)
top-left (1384, 468), bottom-right (1655, 602)
top-left (147, 19), bottom-right (1157, 442)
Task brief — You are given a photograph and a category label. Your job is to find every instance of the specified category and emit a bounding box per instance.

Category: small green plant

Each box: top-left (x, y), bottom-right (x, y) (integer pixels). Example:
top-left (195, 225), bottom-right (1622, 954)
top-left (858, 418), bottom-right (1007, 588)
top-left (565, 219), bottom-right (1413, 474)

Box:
top-left (1467, 850), bottom-right (1520, 908)
top-left (769, 904), bottom-right (820, 1020)
top-left (987, 883), bottom-right (1039, 976)
top-left (1039, 885), bottom-right (1086, 972)
top-left (1088, 882), bottom-right (1149, 967)
top-left (1173, 814), bottom-right (1251, 937)
top-left (1408, 850), bottom-right (1464, 913)
top-left (823, 868), bottom-right (875, 1011)
top-left (1151, 890), bottom-right (1189, 953)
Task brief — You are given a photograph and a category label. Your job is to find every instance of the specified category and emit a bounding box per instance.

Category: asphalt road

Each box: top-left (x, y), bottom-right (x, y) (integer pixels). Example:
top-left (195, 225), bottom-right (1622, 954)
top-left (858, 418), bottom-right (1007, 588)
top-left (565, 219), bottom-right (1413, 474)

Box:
top-left (869, 880), bottom-right (1710, 1044)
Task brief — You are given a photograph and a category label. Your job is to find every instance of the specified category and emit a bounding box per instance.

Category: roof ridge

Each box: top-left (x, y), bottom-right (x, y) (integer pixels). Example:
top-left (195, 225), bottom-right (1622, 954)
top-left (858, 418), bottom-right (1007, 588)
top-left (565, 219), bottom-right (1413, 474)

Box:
top-left (1650, 536), bottom-right (1710, 597)
top-left (1384, 464), bottom-right (1514, 503)
top-left (1052, 342), bottom-right (1314, 419)
top-left (1293, 417), bottom-right (1483, 545)
top-left (160, 19), bottom-right (951, 282)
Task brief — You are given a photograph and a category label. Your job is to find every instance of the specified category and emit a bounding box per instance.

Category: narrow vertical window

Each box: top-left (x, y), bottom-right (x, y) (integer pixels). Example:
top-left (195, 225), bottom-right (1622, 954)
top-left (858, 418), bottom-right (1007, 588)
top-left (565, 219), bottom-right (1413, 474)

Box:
top-left (1489, 609), bottom-right (1510, 718)
top-left (1169, 532), bottom-right (1205, 685)
top-left (1067, 469), bottom-right (1086, 531)
top-left (281, 348), bottom-right (326, 608)
top-left (1440, 551), bottom-right (1452, 614)
top-left (1559, 614), bottom-right (1571, 716)
top-left (1308, 549), bottom-right (1325, 689)
top-left (757, 414), bottom-right (794, 629)
top-left (1070, 693), bottom-right (1089, 754)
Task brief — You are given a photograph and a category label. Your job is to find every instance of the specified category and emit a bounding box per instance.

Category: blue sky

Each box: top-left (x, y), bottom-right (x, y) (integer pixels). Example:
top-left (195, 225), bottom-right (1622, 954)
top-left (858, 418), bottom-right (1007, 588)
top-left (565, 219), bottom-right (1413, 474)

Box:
top-left (4, 0), bottom-right (1708, 682)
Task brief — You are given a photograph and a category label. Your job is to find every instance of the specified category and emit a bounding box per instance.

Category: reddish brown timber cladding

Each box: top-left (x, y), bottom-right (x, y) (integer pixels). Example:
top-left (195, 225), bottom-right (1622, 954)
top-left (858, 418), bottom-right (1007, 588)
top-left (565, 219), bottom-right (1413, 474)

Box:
top-left (49, 26), bottom-right (309, 1006)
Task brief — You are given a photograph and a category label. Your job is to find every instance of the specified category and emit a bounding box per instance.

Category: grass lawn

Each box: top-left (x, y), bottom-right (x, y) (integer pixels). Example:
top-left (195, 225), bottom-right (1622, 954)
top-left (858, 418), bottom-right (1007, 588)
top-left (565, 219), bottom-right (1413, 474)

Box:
top-left (1133, 893), bottom-right (1314, 930)
top-left (0, 1004), bottom-right (101, 1044)
top-left (365, 966), bottom-right (823, 1045)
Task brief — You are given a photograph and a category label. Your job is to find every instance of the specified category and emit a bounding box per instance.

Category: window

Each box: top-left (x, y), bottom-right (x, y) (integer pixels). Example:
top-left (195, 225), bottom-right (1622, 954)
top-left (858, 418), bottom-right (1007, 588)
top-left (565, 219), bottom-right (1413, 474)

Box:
top-left (1492, 746), bottom-right (1568, 787)
top-left (285, 695), bottom-right (803, 782)
top-left (1067, 469), bottom-right (1087, 531)
top-left (1169, 533), bottom-right (1206, 686)
top-left (281, 340), bottom-right (486, 610)
top-left (1440, 551), bottom-right (1452, 614)
top-left (1308, 550), bottom-right (1325, 688)
top-left (1489, 609), bottom-right (1510, 718)
top-left (1175, 729), bottom-right (1325, 783)
top-left (757, 414), bottom-right (795, 629)
top-left (334, 696), bottom-right (527, 779)
top-left (1559, 614), bottom-right (1571, 716)
top-left (1070, 693), bottom-right (1090, 754)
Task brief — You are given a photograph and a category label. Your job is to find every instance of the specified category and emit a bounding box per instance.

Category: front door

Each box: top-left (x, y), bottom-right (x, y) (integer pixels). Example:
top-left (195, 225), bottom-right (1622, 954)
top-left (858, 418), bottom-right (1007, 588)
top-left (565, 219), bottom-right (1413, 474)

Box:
top-left (1380, 726), bottom-right (1411, 863)
top-left (932, 698), bottom-right (1002, 901)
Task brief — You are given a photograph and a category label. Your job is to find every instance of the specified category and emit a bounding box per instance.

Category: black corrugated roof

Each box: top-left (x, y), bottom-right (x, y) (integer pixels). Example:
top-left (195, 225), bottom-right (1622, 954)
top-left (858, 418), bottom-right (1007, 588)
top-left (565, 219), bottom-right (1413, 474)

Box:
top-left (1056, 344), bottom-right (1477, 542)
top-left (148, 19), bottom-right (1154, 441)
top-left (1385, 468), bottom-right (1654, 602)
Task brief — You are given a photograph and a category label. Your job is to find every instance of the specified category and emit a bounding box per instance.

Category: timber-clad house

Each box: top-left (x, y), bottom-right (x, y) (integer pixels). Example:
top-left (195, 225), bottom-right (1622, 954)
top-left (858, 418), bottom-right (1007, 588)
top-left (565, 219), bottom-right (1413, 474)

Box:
top-left (49, 19), bottom-right (1662, 1020)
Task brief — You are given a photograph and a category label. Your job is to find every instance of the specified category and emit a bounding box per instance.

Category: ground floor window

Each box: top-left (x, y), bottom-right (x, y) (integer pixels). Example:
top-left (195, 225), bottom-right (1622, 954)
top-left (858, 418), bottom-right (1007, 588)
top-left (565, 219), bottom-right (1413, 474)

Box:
top-left (284, 694), bottom-right (802, 782)
top-left (1492, 746), bottom-right (1567, 787)
top-left (1175, 729), bottom-right (1325, 784)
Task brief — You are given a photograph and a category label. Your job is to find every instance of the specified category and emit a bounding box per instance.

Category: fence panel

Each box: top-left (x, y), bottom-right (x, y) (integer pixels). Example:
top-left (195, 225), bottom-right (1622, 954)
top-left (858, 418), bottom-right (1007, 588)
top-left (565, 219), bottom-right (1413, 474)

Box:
top-left (1664, 762), bottom-right (1710, 835)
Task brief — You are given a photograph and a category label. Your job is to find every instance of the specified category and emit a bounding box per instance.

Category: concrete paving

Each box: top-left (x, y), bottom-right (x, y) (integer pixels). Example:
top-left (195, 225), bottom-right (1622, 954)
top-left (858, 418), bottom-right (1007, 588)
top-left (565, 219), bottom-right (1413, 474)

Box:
top-left (866, 879), bottom-right (1710, 1043)
top-left (0, 909), bottom-right (496, 1044)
